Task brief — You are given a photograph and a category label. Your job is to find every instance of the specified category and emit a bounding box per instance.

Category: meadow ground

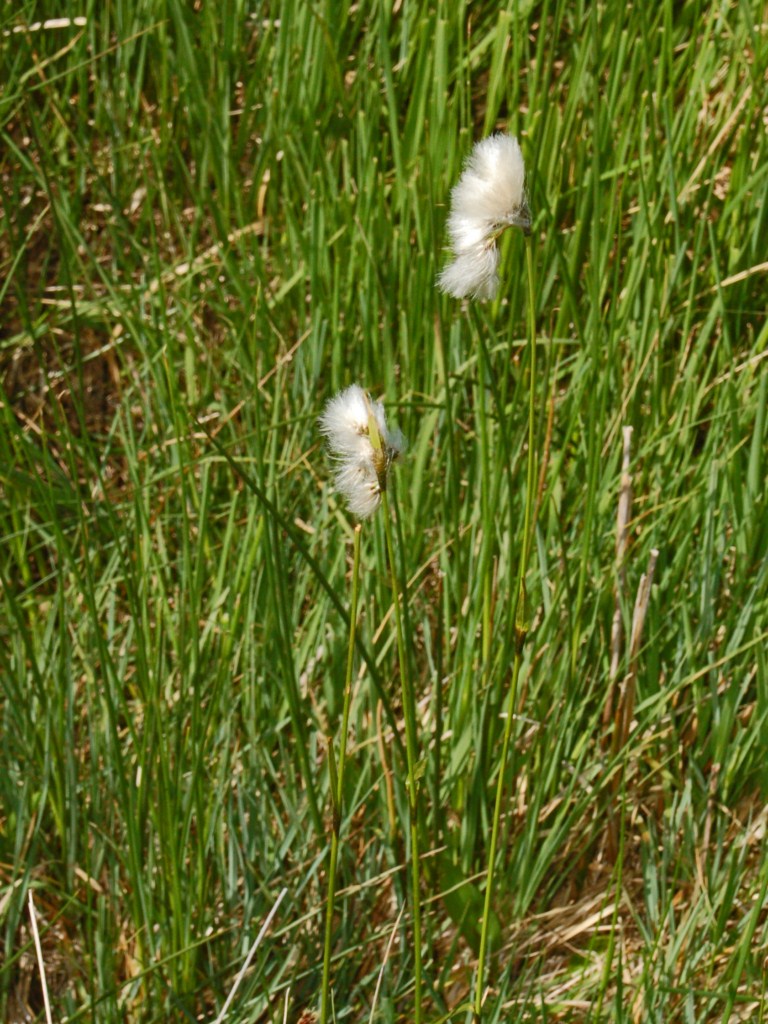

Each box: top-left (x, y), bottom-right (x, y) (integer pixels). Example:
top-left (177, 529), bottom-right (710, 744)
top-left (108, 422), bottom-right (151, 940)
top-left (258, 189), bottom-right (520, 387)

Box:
top-left (1, 2), bottom-right (767, 1021)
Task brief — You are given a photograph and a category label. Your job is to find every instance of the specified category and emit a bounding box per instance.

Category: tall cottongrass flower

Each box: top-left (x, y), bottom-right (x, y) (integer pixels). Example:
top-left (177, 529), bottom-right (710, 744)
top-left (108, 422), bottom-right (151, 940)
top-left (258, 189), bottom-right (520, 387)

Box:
top-left (438, 133), bottom-right (531, 300)
top-left (320, 384), bottom-right (405, 519)
top-left (439, 132), bottom-right (540, 1021)
top-left (319, 385), bottom-right (424, 1024)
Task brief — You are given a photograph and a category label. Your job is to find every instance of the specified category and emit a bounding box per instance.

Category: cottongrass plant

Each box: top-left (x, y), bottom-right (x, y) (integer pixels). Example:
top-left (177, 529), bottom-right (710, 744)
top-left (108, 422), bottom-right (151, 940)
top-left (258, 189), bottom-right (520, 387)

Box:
top-left (318, 386), bottom-right (424, 1024)
top-left (439, 133), bottom-right (539, 1021)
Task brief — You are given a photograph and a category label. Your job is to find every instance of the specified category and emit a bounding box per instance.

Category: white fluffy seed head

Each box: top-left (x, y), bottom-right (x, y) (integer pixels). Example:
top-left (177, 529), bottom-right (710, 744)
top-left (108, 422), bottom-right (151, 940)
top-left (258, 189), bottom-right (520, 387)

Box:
top-left (449, 134), bottom-right (528, 227)
top-left (319, 385), bottom-right (406, 520)
top-left (438, 133), bottom-right (530, 301)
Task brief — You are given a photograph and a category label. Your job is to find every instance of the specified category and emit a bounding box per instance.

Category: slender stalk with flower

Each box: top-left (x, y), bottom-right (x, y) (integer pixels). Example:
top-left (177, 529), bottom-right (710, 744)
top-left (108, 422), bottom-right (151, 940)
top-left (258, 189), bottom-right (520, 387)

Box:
top-left (439, 133), bottom-right (539, 1021)
top-left (317, 385), bottom-right (424, 1024)
top-left (318, 522), bottom-right (361, 1024)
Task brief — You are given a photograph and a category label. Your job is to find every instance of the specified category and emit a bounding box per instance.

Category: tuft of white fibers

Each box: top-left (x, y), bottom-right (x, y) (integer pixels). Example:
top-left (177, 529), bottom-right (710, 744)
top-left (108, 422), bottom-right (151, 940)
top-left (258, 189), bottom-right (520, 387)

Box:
top-left (438, 133), bottom-right (531, 301)
top-left (437, 243), bottom-right (500, 301)
top-left (319, 384), bottom-right (406, 519)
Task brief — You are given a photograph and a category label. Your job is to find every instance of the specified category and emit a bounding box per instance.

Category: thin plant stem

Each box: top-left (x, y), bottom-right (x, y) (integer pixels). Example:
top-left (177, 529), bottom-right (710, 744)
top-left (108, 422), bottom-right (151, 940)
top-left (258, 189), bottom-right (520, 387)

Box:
top-left (592, 775), bottom-right (627, 1022)
top-left (474, 235), bottom-right (538, 1022)
top-left (519, 237), bottom-right (539, 619)
top-left (320, 524), bottom-right (363, 1024)
top-left (477, 350), bottom-right (494, 677)
top-left (27, 892), bottom-right (53, 1024)
top-left (473, 647), bottom-right (523, 1020)
top-left (381, 487), bottom-right (423, 1024)
top-left (214, 888), bottom-right (288, 1024)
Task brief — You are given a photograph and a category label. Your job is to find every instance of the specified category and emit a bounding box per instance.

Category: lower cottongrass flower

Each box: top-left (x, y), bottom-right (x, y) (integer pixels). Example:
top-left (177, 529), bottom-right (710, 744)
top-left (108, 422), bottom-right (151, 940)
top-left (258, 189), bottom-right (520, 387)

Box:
top-left (438, 132), bottom-right (531, 301)
top-left (320, 383), bottom-right (425, 1022)
top-left (320, 384), bottom-right (405, 519)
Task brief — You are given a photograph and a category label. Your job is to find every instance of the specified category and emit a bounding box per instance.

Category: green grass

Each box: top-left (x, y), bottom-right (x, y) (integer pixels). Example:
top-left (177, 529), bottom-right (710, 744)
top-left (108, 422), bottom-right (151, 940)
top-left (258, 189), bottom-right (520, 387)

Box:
top-left (1, 1), bottom-right (767, 1021)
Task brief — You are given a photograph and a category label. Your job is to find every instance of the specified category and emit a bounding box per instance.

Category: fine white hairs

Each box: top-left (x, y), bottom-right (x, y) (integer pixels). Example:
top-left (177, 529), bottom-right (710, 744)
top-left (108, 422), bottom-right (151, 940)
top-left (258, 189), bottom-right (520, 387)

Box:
top-left (320, 384), bottom-right (405, 519)
top-left (438, 133), bottom-right (530, 301)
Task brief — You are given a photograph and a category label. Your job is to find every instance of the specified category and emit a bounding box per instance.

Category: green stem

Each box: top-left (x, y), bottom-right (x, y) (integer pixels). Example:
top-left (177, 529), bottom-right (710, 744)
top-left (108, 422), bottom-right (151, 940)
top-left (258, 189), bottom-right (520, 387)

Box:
top-left (381, 488), bottom-right (423, 1024)
top-left (474, 235), bottom-right (538, 1021)
top-left (473, 646), bottom-right (523, 1020)
top-left (320, 525), bottom-right (362, 1024)
top-left (477, 349), bottom-right (494, 677)
top-left (521, 238), bottom-right (539, 587)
